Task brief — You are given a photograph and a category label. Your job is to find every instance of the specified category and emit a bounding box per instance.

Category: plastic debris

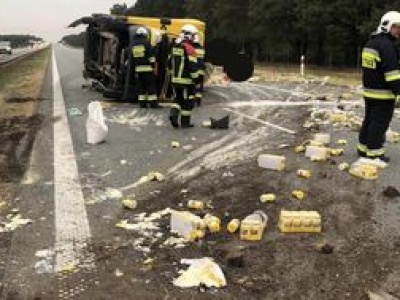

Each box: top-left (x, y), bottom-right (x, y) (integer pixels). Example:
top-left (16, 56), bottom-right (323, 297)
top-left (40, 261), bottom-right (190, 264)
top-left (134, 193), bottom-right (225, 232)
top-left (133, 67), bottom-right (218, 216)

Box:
top-left (330, 148), bottom-right (344, 156)
top-left (292, 190), bottom-right (306, 200)
top-left (386, 129), bottom-right (400, 143)
top-left (210, 115), bottom-right (230, 129)
top-left (260, 193), bottom-right (276, 203)
top-left (68, 107), bottom-right (82, 116)
top-left (105, 188), bottom-right (123, 199)
top-left (187, 200), bottom-right (204, 210)
top-left (122, 198), bottom-right (138, 210)
top-left (338, 162), bottom-right (350, 171)
top-left (227, 219), bottom-right (240, 233)
top-left (337, 139), bottom-right (347, 145)
top-left (305, 146), bottom-right (329, 161)
top-left (171, 141), bottom-right (180, 148)
top-left (143, 257), bottom-right (155, 265)
top-left (294, 145), bottom-right (306, 153)
top-left (240, 210), bottom-right (268, 241)
top-left (201, 120), bottom-right (211, 128)
top-left (316, 242), bottom-right (334, 254)
top-left (60, 262), bottom-right (78, 274)
top-left (115, 268), bottom-right (124, 277)
top-left (204, 214), bottom-right (221, 233)
top-left (170, 210), bottom-right (205, 241)
top-left (297, 169), bottom-right (311, 178)
top-left (257, 154), bottom-right (286, 170)
top-left (313, 133), bottom-right (330, 145)
top-left (147, 171), bottom-right (165, 182)
top-left (2, 215), bottom-right (33, 232)
top-left (279, 210), bottom-right (322, 233)
top-left (173, 258), bottom-right (227, 288)
top-left (349, 164), bottom-right (378, 180)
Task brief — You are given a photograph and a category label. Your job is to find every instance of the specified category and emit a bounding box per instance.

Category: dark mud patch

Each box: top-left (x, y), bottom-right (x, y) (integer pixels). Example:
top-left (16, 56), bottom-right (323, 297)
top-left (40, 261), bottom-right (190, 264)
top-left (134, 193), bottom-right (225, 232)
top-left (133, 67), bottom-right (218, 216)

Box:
top-left (0, 115), bottom-right (43, 182)
top-left (5, 97), bottom-right (47, 103)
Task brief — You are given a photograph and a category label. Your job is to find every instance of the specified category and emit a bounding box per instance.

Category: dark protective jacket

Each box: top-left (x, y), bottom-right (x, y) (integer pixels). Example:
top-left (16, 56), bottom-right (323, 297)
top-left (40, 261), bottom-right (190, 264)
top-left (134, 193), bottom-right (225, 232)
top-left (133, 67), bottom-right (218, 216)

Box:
top-left (169, 40), bottom-right (199, 86)
top-left (362, 33), bottom-right (400, 100)
top-left (193, 41), bottom-right (205, 76)
top-left (132, 37), bottom-right (155, 73)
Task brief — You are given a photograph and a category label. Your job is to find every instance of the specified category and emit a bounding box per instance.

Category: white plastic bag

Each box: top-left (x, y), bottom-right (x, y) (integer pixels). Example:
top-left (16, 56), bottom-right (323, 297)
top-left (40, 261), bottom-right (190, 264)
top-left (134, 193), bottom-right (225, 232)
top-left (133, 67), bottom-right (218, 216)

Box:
top-left (86, 101), bottom-right (108, 144)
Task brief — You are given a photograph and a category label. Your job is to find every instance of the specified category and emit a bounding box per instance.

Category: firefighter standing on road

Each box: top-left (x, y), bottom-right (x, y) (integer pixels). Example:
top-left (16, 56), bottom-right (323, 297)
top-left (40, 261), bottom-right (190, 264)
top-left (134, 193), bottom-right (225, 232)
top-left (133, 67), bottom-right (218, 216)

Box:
top-left (193, 33), bottom-right (206, 106)
top-left (168, 24), bottom-right (199, 128)
top-left (358, 11), bottom-right (400, 162)
top-left (132, 27), bottom-right (161, 109)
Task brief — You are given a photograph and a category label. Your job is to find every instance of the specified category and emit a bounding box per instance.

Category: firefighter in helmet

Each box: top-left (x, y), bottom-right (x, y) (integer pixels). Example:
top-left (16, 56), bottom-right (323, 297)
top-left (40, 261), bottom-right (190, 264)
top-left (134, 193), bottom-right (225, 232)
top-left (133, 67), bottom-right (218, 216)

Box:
top-left (358, 11), bottom-right (400, 162)
top-left (168, 24), bottom-right (199, 128)
top-left (132, 26), bottom-right (160, 108)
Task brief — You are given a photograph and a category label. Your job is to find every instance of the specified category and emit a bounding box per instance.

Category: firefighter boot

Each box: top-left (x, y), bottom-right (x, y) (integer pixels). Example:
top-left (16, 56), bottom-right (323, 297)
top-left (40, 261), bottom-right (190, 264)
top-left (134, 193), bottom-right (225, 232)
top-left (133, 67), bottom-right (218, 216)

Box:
top-left (169, 107), bottom-right (180, 128)
top-left (181, 115), bottom-right (194, 128)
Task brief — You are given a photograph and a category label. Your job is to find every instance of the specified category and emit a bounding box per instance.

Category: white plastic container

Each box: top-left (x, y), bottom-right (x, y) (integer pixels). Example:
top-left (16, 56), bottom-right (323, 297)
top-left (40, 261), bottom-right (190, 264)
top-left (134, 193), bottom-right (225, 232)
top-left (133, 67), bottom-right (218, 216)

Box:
top-left (305, 145), bottom-right (329, 160)
top-left (313, 133), bottom-right (330, 145)
top-left (257, 154), bottom-right (286, 171)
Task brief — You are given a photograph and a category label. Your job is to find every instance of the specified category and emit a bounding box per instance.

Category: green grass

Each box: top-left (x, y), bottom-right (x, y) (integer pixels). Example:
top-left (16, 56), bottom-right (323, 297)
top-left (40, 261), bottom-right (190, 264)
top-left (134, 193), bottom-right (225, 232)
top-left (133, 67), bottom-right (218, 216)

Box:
top-left (254, 63), bottom-right (362, 87)
top-left (0, 48), bottom-right (50, 91)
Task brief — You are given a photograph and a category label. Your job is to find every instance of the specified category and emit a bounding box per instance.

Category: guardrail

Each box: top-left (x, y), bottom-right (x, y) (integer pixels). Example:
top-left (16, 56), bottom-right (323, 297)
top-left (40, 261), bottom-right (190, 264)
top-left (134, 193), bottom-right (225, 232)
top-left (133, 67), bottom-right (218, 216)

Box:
top-left (0, 45), bottom-right (50, 68)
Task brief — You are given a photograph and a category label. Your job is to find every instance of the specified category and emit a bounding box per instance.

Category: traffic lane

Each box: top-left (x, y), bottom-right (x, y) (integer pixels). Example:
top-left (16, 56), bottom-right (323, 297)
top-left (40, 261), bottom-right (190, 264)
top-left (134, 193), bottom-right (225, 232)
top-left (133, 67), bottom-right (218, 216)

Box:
top-left (52, 43), bottom-right (234, 239)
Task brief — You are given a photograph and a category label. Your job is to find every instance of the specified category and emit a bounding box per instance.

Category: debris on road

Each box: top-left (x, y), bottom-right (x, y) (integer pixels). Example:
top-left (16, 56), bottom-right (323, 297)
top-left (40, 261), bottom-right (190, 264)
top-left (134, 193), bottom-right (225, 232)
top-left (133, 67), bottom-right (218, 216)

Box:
top-left (1, 214), bottom-right (33, 232)
top-left (86, 101), bottom-right (108, 145)
top-left (279, 210), bottom-right (322, 233)
top-left (187, 200), bottom-right (205, 210)
top-left (292, 189), bottom-right (306, 200)
top-left (170, 210), bottom-right (205, 241)
top-left (171, 141), bottom-right (180, 148)
top-left (297, 169), bottom-right (311, 178)
top-left (115, 268), bottom-right (124, 277)
top-left (227, 218), bottom-right (240, 233)
top-left (316, 242), bottom-right (335, 254)
top-left (204, 213), bottom-right (221, 233)
top-left (210, 115), bottom-right (230, 129)
top-left (240, 210), bottom-right (268, 241)
top-left (260, 193), bottom-right (276, 203)
top-left (257, 154), bottom-right (286, 170)
top-left (122, 198), bottom-right (138, 210)
top-left (368, 290), bottom-right (399, 300)
top-left (382, 186), bottom-right (400, 198)
top-left (173, 257), bottom-right (227, 288)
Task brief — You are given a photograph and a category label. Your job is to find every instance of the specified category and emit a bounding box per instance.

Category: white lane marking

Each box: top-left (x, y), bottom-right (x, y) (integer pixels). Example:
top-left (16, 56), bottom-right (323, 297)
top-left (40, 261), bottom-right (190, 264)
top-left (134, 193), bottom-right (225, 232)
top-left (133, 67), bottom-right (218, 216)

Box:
top-left (52, 48), bottom-right (94, 272)
top-left (223, 107), bottom-right (296, 134)
top-left (222, 100), bottom-right (361, 108)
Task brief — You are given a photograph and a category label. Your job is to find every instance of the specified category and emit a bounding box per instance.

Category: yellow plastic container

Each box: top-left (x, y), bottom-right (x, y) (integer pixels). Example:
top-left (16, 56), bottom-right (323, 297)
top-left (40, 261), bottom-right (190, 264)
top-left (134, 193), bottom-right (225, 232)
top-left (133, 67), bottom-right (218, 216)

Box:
top-left (227, 219), bottom-right (240, 233)
top-left (260, 193), bottom-right (276, 203)
top-left (292, 190), bottom-right (306, 200)
top-left (296, 169), bottom-right (311, 178)
top-left (204, 214), bottom-right (221, 233)
top-left (187, 200), bottom-right (204, 210)
top-left (240, 210), bottom-right (268, 241)
top-left (279, 210), bottom-right (321, 233)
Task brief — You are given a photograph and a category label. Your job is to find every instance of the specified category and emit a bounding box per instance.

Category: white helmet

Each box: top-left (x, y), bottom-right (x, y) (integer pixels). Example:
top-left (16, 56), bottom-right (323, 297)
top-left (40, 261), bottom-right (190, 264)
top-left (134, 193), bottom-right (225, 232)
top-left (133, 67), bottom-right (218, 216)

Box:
top-left (377, 11), bottom-right (400, 33)
top-left (181, 24), bottom-right (198, 41)
top-left (136, 27), bottom-right (148, 37)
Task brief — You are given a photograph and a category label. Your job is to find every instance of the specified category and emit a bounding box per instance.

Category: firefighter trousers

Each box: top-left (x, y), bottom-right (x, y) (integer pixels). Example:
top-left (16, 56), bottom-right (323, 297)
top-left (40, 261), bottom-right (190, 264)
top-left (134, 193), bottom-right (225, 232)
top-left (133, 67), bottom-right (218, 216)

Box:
top-left (169, 85), bottom-right (195, 128)
top-left (358, 99), bottom-right (395, 156)
top-left (137, 71), bottom-right (157, 105)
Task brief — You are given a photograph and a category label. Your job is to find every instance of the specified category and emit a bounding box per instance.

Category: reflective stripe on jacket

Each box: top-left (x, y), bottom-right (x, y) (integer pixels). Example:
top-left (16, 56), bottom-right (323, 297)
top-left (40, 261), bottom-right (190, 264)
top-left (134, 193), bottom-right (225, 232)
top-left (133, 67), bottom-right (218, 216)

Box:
top-left (362, 33), bottom-right (400, 100)
top-left (169, 40), bottom-right (199, 86)
top-left (132, 39), bottom-right (155, 73)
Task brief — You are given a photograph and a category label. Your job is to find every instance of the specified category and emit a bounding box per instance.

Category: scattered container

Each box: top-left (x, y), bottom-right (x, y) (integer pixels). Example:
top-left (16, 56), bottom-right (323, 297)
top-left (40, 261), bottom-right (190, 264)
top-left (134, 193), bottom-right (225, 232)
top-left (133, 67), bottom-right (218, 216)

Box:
top-left (204, 214), bottom-right (221, 233)
top-left (296, 169), bottom-right (311, 178)
top-left (279, 210), bottom-right (321, 233)
top-left (227, 218), bottom-right (240, 233)
top-left (313, 133), bottom-right (330, 145)
top-left (305, 145), bottom-right (329, 160)
top-left (240, 210), bottom-right (268, 241)
top-left (260, 193), bottom-right (276, 203)
top-left (292, 190), bottom-right (306, 200)
top-left (257, 154), bottom-right (286, 171)
top-left (187, 200), bottom-right (204, 210)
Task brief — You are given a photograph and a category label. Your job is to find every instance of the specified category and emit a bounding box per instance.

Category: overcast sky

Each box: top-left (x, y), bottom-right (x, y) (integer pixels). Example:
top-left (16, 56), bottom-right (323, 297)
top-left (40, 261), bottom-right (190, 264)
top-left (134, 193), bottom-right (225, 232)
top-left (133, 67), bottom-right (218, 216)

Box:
top-left (0, 1), bottom-right (134, 42)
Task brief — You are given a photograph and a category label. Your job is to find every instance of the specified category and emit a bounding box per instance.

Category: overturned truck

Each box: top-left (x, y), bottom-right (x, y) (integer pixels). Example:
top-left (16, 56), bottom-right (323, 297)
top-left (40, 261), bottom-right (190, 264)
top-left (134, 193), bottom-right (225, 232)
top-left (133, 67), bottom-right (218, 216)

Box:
top-left (69, 14), bottom-right (254, 102)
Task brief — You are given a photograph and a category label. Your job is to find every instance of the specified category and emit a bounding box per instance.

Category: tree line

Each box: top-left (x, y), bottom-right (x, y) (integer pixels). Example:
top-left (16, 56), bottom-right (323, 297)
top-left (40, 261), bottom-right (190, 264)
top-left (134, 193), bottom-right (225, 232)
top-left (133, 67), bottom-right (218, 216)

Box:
top-left (0, 35), bottom-right (43, 48)
top-left (121, 0), bottom-right (398, 67)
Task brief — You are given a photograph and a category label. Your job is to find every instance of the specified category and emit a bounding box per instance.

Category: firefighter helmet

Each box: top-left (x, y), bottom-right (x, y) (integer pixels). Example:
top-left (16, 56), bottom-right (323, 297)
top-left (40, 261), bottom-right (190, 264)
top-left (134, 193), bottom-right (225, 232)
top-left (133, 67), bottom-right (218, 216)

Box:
top-left (378, 11), bottom-right (400, 33)
top-left (136, 27), bottom-right (148, 37)
top-left (181, 24), bottom-right (197, 41)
